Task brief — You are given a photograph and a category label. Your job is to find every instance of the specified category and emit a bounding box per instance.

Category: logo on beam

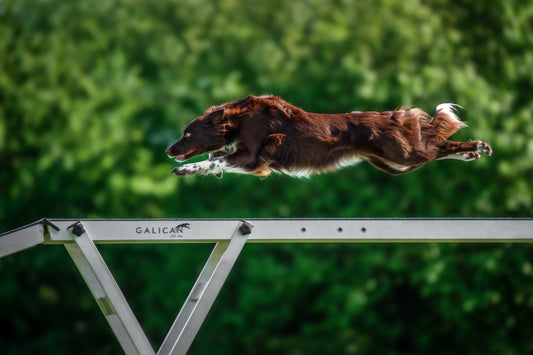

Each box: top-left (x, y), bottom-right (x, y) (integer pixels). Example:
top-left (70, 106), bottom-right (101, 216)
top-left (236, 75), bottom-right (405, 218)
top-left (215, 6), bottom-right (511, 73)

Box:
top-left (135, 223), bottom-right (190, 238)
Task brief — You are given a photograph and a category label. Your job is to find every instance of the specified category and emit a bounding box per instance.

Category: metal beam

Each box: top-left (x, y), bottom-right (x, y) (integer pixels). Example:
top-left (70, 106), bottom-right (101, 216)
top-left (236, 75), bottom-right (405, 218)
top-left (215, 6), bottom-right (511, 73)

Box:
top-left (42, 218), bottom-right (533, 244)
top-left (0, 221), bottom-right (45, 257)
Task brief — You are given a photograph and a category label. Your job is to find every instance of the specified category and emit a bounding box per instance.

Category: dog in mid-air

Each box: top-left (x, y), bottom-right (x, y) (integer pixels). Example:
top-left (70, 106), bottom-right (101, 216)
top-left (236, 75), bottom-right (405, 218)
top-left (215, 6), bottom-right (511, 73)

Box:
top-left (166, 95), bottom-right (492, 178)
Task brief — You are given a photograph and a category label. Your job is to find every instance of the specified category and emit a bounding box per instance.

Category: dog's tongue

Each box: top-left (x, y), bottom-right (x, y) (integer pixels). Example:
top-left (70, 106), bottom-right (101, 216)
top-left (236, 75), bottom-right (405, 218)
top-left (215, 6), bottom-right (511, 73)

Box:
top-left (175, 149), bottom-right (196, 161)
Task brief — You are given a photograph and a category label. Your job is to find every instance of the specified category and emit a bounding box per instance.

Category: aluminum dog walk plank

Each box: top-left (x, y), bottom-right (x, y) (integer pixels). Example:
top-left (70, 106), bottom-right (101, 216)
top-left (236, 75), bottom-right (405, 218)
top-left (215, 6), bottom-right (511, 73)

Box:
top-left (42, 218), bottom-right (533, 243)
top-left (0, 222), bottom-right (45, 258)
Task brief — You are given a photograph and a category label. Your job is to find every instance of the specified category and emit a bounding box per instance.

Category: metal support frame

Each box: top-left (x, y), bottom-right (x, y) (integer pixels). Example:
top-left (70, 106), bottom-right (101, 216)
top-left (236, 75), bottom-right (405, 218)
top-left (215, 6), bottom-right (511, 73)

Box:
top-left (1, 218), bottom-right (533, 354)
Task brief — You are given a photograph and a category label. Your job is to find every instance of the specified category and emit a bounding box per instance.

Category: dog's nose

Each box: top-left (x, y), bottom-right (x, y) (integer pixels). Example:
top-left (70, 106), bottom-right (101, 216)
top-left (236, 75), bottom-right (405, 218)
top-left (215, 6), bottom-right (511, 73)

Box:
top-left (166, 145), bottom-right (176, 157)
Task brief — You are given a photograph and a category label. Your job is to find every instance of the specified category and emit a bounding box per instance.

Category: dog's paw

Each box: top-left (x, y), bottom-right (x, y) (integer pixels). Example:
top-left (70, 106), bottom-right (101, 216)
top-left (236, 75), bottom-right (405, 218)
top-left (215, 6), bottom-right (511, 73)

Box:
top-left (214, 172), bottom-right (223, 179)
top-left (172, 167), bottom-right (194, 176)
top-left (462, 151), bottom-right (482, 161)
top-left (476, 141), bottom-right (492, 156)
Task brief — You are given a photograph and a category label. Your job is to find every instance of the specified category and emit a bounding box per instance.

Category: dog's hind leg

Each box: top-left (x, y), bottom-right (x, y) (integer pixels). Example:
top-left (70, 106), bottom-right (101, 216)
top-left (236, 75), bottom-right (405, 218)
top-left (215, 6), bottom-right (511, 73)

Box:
top-left (436, 140), bottom-right (492, 161)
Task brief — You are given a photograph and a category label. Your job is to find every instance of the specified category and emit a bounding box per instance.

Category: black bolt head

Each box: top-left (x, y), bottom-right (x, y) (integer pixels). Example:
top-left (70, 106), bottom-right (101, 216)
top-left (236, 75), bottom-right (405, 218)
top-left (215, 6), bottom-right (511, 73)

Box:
top-left (71, 223), bottom-right (85, 236)
top-left (239, 222), bottom-right (253, 235)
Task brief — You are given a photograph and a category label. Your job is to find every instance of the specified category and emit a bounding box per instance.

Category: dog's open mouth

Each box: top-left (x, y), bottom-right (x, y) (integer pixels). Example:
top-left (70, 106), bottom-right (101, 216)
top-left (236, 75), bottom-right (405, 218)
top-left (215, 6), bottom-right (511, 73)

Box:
top-left (175, 149), bottom-right (196, 161)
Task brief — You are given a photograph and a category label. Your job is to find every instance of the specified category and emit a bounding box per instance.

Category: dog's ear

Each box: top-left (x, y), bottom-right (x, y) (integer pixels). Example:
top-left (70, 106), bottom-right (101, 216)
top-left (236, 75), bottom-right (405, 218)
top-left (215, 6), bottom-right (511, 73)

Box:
top-left (205, 108), bottom-right (225, 123)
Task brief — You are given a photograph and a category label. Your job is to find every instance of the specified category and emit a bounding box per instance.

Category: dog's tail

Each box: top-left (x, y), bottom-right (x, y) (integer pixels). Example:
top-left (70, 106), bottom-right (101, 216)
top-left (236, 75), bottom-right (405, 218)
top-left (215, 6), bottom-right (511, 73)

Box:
top-left (428, 103), bottom-right (467, 142)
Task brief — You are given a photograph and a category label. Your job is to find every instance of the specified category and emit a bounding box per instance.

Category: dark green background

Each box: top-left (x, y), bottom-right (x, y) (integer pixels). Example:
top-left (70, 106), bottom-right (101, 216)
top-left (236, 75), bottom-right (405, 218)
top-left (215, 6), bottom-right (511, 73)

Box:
top-left (1, 0), bottom-right (532, 354)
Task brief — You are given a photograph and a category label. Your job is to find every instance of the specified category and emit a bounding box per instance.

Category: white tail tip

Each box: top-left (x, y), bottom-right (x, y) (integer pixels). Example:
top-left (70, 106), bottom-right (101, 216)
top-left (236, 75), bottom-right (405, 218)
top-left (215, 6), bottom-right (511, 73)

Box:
top-left (436, 103), bottom-right (462, 112)
top-left (436, 103), bottom-right (467, 128)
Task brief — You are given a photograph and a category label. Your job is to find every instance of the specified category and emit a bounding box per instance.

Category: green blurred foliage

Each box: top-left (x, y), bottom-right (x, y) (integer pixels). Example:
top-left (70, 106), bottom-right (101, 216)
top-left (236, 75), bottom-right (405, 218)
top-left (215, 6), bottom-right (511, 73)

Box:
top-left (1, 0), bottom-right (532, 354)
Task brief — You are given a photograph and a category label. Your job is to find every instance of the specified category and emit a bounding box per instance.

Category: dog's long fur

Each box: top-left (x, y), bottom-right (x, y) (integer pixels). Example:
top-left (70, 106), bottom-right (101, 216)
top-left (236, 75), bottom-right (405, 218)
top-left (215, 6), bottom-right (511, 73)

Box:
top-left (166, 95), bottom-right (492, 178)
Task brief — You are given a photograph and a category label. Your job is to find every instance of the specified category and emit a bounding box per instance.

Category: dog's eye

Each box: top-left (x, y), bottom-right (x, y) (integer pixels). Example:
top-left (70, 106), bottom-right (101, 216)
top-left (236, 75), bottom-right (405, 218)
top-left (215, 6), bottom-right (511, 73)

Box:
top-left (184, 132), bottom-right (192, 138)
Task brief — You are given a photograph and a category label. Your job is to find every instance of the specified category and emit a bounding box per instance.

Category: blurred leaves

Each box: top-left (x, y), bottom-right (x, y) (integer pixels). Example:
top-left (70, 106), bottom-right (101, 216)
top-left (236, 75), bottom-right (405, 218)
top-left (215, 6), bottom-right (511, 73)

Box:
top-left (1, 0), bottom-right (533, 354)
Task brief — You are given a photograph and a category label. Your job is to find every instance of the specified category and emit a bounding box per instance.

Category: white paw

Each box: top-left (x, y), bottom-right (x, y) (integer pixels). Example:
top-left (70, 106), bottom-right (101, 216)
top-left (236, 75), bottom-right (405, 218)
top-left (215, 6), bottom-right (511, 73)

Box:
top-left (461, 152), bottom-right (481, 161)
top-left (476, 142), bottom-right (492, 156)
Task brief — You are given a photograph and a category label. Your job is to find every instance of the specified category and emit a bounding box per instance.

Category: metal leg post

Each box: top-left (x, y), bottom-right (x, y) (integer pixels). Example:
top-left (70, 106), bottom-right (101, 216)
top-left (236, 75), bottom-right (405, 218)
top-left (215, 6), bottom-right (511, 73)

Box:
top-left (65, 222), bottom-right (155, 355)
top-left (158, 221), bottom-right (252, 355)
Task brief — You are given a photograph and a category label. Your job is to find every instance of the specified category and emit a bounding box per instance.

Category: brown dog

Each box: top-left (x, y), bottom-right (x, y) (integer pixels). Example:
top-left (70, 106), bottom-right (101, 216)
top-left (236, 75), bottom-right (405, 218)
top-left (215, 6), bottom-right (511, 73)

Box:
top-left (166, 95), bottom-right (491, 178)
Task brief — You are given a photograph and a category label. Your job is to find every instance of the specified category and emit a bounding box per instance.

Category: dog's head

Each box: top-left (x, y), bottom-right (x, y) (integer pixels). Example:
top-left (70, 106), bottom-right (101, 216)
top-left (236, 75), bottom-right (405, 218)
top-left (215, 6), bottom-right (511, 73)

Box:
top-left (166, 106), bottom-right (236, 161)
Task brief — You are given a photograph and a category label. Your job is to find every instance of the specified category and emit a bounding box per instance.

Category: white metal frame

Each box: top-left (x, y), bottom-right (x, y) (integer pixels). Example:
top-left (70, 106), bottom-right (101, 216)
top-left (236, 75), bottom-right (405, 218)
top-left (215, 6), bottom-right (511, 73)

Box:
top-left (1, 218), bottom-right (533, 354)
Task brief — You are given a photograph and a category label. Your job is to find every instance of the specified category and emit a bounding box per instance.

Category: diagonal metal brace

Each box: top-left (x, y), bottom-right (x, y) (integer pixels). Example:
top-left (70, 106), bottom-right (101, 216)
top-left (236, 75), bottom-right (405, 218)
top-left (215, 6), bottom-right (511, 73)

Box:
top-left (158, 221), bottom-right (252, 355)
top-left (65, 222), bottom-right (155, 355)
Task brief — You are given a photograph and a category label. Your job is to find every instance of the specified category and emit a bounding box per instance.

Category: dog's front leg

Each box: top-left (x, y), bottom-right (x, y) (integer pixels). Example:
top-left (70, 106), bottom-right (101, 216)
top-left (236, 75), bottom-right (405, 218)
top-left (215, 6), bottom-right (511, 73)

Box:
top-left (172, 156), bottom-right (250, 178)
top-left (172, 158), bottom-right (224, 177)
top-left (171, 162), bottom-right (201, 176)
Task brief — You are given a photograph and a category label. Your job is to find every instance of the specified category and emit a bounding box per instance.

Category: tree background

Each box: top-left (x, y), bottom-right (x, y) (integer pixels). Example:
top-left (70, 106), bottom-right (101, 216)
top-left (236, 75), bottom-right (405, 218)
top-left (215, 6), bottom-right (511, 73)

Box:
top-left (1, 0), bottom-right (533, 354)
